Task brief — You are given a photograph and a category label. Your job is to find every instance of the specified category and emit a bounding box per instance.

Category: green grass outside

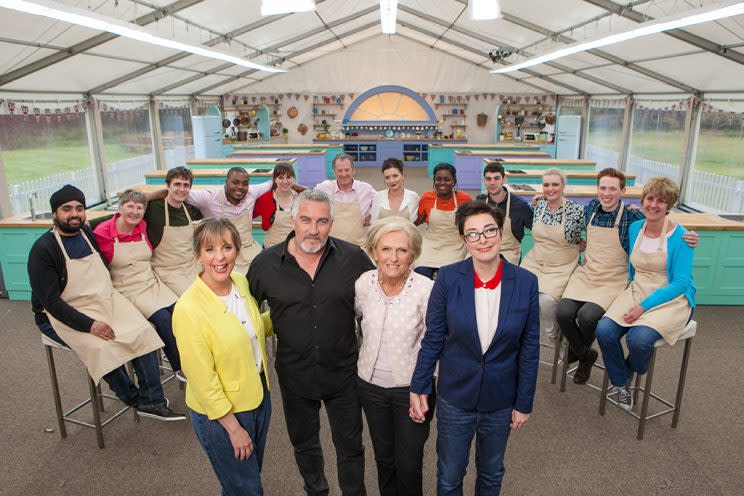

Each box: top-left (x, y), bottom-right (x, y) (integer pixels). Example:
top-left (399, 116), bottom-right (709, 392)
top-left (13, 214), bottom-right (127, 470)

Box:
top-left (2, 143), bottom-right (150, 184)
top-left (588, 130), bottom-right (744, 179)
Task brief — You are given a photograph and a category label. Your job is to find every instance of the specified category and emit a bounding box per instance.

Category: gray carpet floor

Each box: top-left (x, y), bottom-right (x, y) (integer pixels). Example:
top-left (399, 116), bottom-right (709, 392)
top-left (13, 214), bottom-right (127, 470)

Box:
top-left (1, 167), bottom-right (742, 495)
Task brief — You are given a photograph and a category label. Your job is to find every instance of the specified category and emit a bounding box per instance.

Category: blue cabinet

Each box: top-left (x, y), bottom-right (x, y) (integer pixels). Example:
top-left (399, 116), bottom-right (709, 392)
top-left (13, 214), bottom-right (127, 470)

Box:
top-left (192, 116), bottom-right (223, 159)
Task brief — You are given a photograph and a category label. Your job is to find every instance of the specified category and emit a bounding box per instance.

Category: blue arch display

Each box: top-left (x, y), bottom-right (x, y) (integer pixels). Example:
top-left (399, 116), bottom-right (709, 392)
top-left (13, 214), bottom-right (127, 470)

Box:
top-left (342, 85), bottom-right (437, 126)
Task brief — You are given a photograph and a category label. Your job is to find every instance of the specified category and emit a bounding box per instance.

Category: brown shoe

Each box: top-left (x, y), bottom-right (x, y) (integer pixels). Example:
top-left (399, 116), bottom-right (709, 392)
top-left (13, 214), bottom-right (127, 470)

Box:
top-left (573, 348), bottom-right (599, 385)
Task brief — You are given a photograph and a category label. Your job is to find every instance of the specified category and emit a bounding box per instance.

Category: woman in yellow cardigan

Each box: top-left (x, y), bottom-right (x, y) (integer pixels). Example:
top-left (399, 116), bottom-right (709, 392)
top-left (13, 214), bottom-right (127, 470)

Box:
top-left (173, 219), bottom-right (273, 496)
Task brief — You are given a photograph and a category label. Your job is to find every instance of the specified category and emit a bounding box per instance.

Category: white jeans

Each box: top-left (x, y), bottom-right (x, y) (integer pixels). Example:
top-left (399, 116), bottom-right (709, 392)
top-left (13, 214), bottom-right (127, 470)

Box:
top-left (539, 293), bottom-right (560, 343)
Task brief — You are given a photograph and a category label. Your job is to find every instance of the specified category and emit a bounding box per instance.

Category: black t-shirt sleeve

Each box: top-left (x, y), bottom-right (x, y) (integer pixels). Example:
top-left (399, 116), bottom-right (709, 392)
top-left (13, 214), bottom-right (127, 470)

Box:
top-left (187, 203), bottom-right (204, 221)
top-left (144, 200), bottom-right (164, 249)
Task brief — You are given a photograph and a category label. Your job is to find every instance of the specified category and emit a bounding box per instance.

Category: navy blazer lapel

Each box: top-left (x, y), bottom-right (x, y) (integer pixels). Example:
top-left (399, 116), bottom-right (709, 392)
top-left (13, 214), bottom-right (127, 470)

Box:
top-left (487, 257), bottom-right (516, 353)
top-left (457, 259), bottom-right (481, 352)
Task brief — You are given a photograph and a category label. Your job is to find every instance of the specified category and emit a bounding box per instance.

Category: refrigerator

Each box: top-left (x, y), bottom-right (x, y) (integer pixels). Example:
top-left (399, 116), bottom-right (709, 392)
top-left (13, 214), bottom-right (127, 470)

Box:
top-left (555, 115), bottom-right (581, 160)
top-left (192, 115), bottom-right (223, 159)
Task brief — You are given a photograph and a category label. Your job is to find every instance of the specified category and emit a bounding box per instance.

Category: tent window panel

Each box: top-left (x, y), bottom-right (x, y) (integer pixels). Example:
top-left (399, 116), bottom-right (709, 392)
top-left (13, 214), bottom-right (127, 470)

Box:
top-left (0, 112), bottom-right (102, 216)
top-left (159, 107), bottom-right (194, 170)
top-left (686, 111), bottom-right (744, 214)
top-left (100, 107), bottom-right (154, 198)
top-left (586, 108), bottom-right (625, 169)
top-left (627, 106), bottom-right (686, 187)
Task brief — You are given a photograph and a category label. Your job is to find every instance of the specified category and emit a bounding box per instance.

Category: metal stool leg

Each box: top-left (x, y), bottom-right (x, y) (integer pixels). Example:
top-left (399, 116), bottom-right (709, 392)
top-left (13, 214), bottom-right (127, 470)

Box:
top-left (44, 345), bottom-right (67, 439)
top-left (637, 350), bottom-right (657, 441)
top-left (633, 372), bottom-right (642, 406)
top-left (551, 334), bottom-right (562, 384)
top-left (672, 338), bottom-right (694, 428)
top-left (599, 369), bottom-right (609, 416)
top-left (87, 376), bottom-right (105, 449)
top-left (560, 340), bottom-right (571, 392)
top-left (126, 362), bottom-right (139, 422)
top-left (95, 383), bottom-right (105, 412)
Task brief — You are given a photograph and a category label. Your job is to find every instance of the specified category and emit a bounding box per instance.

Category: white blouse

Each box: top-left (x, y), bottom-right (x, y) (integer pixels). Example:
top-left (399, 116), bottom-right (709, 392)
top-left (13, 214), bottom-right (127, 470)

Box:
top-left (474, 286), bottom-right (502, 354)
top-left (219, 284), bottom-right (262, 373)
top-left (370, 189), bottom-right (420, 223)
top-left (354, 270), bottom-right (434, 387)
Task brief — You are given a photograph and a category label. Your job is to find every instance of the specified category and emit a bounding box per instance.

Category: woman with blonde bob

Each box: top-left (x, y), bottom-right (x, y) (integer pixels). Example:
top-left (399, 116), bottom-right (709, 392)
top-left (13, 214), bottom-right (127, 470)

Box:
top-left (173, 218), bottom-right (273, 495)
top-left (597, 177), bottom-right (695, 411)
top-left (354, 216), bottom-right (435, 496)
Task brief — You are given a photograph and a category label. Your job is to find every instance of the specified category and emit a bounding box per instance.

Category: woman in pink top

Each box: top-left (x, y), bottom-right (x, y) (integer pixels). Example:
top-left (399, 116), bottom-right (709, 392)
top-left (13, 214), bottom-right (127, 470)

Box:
top-left (94, 189), bottom-right (183, 381)
top-left (354, 216), bottom-right (435, 496)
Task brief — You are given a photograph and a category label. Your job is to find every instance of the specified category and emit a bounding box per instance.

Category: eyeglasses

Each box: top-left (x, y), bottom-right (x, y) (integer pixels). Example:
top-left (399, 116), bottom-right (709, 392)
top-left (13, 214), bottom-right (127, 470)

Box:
top-left (462, 226), bottom-right (501, 243)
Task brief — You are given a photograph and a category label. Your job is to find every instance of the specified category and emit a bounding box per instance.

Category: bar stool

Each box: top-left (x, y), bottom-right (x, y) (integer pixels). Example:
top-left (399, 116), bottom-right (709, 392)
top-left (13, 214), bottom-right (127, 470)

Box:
top-left (599, 320), bottom-right (697, 440)
top-left (538, 334), bottom-right (563, 384)
top-left (42, 334), bottom-right (138, 449)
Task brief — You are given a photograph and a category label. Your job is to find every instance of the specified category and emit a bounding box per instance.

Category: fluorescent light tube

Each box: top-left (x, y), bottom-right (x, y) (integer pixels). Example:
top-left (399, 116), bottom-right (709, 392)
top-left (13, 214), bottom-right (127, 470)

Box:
top-left (0, 0), bottom-right (286, 73)
top-left (261, 0), bottom-right (315, 16)
top-left (492, 0), bottom-right (744, 73)
top-left (380, 0), bottom-right (398, 34)
top-left (470, 0), bottom-right (501, 20)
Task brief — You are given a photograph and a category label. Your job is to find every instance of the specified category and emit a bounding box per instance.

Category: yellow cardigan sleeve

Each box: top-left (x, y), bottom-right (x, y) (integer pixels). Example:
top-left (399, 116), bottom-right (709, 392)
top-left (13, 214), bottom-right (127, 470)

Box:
top-left (172, 302), bottom-right (233, 420)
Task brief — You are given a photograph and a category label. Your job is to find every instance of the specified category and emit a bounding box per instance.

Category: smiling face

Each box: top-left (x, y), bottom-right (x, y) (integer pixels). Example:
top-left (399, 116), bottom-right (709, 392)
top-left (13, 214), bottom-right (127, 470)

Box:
top-left (275, 172), bottom-right (295, 193)
top-left (197, 232), bottom-right (237, 288)
top-left (383, 167), bottom-right (405, 193)
top-left (462, 213), bottom-right (502, 265)
top-left (118, 200), bottom-right (145, 230)
top-left (225, 172), bottom-right (250, 204)
top-left (433, 169), bottom-right (455, 197)
top-left (484, 171), bottom-right (506, 196)
top-left (167, 176), bottom-right (192, 205)
top-left (542, 174), bottom-right (565, 203)
top-left (597, 176), bottom-right (624, 211)
top-left (53, 200), bottom-right (86, 235)
top-left (291, 199), bottom-right (332, 254)
top-left (373, 230), bottom-right (414, 281)
top-left (334, 158), bottom-right (355, 190)
top-left (641, 192), bottom-right (671, 222)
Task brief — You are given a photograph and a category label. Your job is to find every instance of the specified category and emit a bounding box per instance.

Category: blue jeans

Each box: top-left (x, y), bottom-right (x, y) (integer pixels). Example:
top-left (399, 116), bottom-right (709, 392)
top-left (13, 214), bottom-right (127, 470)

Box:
top-left (595, 317), bottom-right (663, 387)
top-left (38, 322), bottom-right (165, 408)
top-left (191, 373), bottom-right (271, 496)
top-left (413, 266), bottom-right (437, 280)
top-left (148, 304), bottom-right (181, 372)
top-left (436, 397), bottom-right (512, 496)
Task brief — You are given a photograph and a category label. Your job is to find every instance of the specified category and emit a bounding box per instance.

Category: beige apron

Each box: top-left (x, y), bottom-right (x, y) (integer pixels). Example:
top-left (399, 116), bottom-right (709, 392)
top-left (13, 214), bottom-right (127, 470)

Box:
top-left (562, 203), bottom-right (629, 310)
top-left (109, 233), bottom-right (177, 318)
top-left (604, 218), bottom-right (691, 345)
top-left (378, 191), bottom-right (410, 220)
top-left (221, 199), bottom-right (260, 273)
top-left (330, 190), bottom-right (366, 245)
top-left (415, 195), bottom-right (468, 269)
top-left (520, 201), bottom-right (579, 300)
top-left (47, 230), bottom-right (163, 384)
top-left (263, 191), bottom-right (297, 248)
top-left (499, 191), bottom-right (522, 265)
top-left (151, 202), bottom-right (199, 296)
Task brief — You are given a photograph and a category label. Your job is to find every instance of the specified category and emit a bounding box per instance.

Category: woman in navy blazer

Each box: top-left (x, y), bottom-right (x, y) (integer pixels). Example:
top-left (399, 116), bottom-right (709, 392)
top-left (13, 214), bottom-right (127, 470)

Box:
top-left (410, 200), bottom-right (540, 496)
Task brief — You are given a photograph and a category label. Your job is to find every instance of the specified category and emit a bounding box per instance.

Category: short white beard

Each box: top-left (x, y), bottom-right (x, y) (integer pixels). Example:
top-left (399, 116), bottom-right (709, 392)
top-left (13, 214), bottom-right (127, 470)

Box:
top-left (298, 238), bottom-right (326, 254)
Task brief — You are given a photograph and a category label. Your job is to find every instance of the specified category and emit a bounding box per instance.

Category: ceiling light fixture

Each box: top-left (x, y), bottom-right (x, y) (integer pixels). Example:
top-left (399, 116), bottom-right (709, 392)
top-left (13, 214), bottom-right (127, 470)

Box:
top-left (470, 0), bottom-right (502, 21)
top-left (0, 0), bottom-right (286, 73)
top-left (380, 0), bottom-right (398, 34)
top-left (492, 0), bottom-right (744, 73)
top-left (260, 0), bottom-right (315, 16)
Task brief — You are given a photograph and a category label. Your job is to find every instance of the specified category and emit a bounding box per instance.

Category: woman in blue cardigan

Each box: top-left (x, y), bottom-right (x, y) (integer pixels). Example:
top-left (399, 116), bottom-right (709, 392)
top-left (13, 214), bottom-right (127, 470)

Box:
top-left (597, 177), bottom-right (695, 411)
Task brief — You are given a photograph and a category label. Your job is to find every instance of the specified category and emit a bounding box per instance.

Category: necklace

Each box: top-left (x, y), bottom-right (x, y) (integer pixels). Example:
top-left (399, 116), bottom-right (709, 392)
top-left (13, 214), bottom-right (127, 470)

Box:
top-left (378, 270), bottom-right (410, 297)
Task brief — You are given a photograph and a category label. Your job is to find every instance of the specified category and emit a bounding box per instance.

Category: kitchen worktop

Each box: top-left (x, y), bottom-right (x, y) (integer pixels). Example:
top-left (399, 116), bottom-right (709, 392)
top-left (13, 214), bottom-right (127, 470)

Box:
top-left (430, 143), bottom-right (540, 149)
top-left (230, 150), bottom-right (325, 156)
top-left (187, 158), bottom-right (285, 165)
top-left (456, 150), bottom-right (551, 157)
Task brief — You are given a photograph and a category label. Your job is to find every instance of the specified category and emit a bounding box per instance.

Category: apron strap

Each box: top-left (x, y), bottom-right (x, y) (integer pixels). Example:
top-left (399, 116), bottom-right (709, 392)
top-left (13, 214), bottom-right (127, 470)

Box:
top-left (613, 201), bottom-right (625, 228)
top-left (163, 200), bottom-right (170, 227)
top-left (182, 204), bottom-right (193, 224)
top-left (52, 228), bottom-right (96, 261)
top-left (504, 190), bottom-right (510, 218)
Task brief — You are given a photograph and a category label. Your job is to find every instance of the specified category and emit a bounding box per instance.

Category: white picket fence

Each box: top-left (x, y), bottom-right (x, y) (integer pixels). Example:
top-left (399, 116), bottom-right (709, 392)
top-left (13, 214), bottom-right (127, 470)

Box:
top-left (586, 144), bottom-right (744, 214)
top-left (8, 145), bottom-right (195, 216)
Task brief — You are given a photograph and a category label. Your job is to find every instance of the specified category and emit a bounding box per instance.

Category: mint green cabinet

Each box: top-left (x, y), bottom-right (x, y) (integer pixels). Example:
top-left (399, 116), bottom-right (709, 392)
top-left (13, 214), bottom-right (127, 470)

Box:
top-left (0, 227), bottom-right (49, 300)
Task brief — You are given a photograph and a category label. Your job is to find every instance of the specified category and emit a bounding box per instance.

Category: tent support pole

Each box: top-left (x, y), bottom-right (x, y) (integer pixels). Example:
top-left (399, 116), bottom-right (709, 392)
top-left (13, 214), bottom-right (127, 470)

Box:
top-left (679, 95), bottom-right (702, 207)
top-left (149, 99), bottom-right (166, 171)
top-left (0, 144), bottom-right (12, 218)
top-left (84, 98), bottom-right (111, 203)
top-left (617, 98), bottom-right (635, 172)
top-left (579, 97), bottom-right (590, 159)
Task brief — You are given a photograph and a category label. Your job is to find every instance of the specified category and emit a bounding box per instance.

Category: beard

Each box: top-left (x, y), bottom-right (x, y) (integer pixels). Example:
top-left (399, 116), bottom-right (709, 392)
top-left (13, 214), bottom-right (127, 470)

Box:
top-left (54, 217), bottom-right (83, 234)
top-left (297, 235), bottom-right (326, 254)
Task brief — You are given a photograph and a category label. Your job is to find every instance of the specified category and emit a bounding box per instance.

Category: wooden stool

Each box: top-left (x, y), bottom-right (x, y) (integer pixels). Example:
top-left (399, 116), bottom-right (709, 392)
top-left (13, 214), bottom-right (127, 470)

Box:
top-left (42, 334), bottom-right (138, 449)
top-left (599, 320), bottom-right (697, 440)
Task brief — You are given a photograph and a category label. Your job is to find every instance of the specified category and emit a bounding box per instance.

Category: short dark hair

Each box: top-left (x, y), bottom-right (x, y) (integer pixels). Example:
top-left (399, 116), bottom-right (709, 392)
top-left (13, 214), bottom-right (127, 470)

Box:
top-left (455, 200), bottom-right (504, 235)
top-left (381, 157), bottom-right (404, 174)
top-left (226, 167), bottom-right (249, 180)
top-left (483, 161), bottom-right (506, 178)
top-left (597, 167), bottom-right (627, 189)
top-left (165, 166), bottom-right (193, 186)
top-left (433, 162), bottom-right (457, 181)
top-left (272, 162), bottom-right (296, 190)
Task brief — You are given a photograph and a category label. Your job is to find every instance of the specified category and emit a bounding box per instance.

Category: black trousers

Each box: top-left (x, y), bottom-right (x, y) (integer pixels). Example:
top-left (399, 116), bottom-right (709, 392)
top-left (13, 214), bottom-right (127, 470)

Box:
top-left (357, 378), bottom-right (436, 496)
top-left (556, 298), bottom-right (606, 357)
top-left (279, 377), bottom-right (366, 496)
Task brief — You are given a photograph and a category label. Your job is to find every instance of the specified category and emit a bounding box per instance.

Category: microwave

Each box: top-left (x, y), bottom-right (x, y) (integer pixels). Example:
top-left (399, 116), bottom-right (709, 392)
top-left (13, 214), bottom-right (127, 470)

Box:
top-left (523, 133), bottom-right (539, 141)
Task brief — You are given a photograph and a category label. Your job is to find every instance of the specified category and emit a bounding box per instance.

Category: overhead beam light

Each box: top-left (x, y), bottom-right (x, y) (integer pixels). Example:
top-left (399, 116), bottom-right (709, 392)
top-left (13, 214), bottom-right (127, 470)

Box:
top-left (261, 0), bottom-right (315, 16)
top-left (380, 0), bottom-right (398, 34)
top-left (492, 0), bottom-right (744, 73)
top-left (470, 0), bottom-right (502, 21)
top-left (0, 0), bottom-right (286, 73)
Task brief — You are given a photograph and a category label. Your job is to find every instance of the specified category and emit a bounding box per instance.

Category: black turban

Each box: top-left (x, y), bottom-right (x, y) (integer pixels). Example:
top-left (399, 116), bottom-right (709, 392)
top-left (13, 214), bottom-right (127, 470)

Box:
top-left (49, 184), bottom-right (86, 212)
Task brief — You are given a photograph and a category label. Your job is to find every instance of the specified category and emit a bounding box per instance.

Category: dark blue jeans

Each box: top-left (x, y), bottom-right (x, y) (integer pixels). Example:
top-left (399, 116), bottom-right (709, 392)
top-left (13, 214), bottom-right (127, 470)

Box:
top-left (436, 397), bottom-right (512, 496)
top-left (190, 373), bottom-right (271, 496)
top-left (148, 304), bottom-right (181, 372)
top-left (38, 322), bottom-right (165, 408)
top-left (595, 317), bottom-right (663, 387)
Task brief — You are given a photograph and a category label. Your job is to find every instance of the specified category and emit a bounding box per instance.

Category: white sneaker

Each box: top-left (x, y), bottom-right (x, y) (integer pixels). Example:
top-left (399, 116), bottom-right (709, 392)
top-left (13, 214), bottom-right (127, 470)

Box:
top-left (175, 370), bottom-right (187, 383)
top-left (616, 383), bottom-right (633, 411)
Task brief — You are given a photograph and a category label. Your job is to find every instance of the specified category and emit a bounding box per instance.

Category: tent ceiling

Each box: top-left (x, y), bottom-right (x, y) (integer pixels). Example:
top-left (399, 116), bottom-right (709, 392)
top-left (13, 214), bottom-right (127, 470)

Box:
top-left (0, 0), bottom-right (742, 97)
